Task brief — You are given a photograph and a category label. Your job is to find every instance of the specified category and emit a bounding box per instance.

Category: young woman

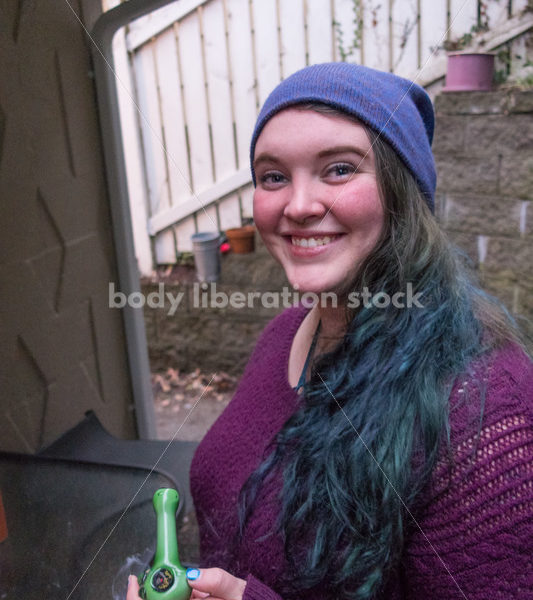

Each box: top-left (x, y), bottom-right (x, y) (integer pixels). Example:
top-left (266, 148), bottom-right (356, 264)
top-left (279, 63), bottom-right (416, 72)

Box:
top-left (129, 63), bottom-right (533, 600)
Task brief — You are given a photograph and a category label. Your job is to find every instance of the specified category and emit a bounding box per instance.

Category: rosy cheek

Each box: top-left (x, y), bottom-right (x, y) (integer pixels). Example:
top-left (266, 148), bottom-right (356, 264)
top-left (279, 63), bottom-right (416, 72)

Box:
top-left (338, 182), bottom-right (383, 223)
top-left (253, 191), bottom-right (281, 232)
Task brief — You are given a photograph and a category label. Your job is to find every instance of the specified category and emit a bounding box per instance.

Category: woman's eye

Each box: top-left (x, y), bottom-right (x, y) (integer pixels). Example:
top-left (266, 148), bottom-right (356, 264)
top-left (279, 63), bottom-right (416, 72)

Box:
top-left (259, 172), bottom-right (287, 187)
top-left (325, 163), bottom-right (356, 178)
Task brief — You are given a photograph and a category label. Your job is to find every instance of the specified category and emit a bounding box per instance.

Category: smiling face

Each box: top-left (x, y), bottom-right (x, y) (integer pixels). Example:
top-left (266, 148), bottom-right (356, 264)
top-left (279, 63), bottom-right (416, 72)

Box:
top-left (252, 107), bottom-right (385, 298)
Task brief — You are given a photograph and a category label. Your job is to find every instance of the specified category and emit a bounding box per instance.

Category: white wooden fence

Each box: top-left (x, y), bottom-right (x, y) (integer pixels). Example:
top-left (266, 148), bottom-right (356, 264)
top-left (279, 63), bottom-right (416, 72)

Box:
top-left (104, 0), bottom-right (533, 274)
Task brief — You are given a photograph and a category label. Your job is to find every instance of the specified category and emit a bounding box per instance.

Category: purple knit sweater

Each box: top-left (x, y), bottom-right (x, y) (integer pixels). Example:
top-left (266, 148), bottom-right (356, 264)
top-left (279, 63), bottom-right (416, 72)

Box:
top-left (190, 307), bottom-right (533, 599)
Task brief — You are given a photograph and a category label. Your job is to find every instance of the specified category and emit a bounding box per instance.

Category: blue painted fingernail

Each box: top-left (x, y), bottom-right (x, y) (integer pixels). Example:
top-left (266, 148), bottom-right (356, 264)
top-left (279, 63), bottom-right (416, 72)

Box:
top-left (186, 568), bottom-right (201, 581)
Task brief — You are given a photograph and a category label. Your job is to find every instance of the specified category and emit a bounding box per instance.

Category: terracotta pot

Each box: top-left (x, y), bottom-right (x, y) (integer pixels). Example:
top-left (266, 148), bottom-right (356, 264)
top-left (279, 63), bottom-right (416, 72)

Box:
top-left (443, 52), bottom-right (495, 92)
top-left (226, 225), bottom-right (256, 254)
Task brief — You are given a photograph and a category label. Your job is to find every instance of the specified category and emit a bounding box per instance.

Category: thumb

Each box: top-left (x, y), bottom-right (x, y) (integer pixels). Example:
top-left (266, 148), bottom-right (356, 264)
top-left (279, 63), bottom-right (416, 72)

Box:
top-left (186, 568), bottom-right (246, 600)
top-left (126, 574), bottom-right (141, 600)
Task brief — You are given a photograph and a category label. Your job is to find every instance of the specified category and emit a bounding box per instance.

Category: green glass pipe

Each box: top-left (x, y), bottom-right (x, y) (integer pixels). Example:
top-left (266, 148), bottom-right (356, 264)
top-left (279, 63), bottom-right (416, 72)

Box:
top-left (138, 488), bottom-right (191, 600)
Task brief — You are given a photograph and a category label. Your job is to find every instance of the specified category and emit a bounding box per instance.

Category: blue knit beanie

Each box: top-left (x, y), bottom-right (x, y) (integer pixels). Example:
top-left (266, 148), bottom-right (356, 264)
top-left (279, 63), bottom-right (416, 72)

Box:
top-left (250, 62), bottom-right (436, 212)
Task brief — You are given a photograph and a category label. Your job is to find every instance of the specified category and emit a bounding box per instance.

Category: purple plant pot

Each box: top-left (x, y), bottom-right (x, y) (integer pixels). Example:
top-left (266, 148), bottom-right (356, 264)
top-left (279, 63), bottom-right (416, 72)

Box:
top-left (443, 52), bottom-right (495, 92)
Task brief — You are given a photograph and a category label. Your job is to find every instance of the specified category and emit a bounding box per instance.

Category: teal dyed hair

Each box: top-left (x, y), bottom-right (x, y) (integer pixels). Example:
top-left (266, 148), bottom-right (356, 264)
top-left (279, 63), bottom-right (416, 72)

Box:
top-left (237, 105), bottom-right (524, 598)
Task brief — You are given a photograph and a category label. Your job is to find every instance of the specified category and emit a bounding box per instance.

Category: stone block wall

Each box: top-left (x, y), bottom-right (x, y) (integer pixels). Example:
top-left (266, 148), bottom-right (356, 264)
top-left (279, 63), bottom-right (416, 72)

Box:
top-left (142, 240), bottom-right (288, 376)
top-left (433, 90), bottom-right (533, 343)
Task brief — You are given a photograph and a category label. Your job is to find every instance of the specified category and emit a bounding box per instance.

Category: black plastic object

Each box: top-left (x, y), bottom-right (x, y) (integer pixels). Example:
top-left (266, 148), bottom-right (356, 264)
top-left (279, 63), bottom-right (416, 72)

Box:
top-left (0, 412), bottom-right (198, 600)
top-left (39, 411), bottom-right (197, 507)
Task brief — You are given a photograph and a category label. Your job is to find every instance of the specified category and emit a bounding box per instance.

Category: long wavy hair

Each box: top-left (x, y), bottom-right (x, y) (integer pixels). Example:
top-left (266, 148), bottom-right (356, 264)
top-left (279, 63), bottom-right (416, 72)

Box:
top-left (237, 104), bottom-right (525, 598)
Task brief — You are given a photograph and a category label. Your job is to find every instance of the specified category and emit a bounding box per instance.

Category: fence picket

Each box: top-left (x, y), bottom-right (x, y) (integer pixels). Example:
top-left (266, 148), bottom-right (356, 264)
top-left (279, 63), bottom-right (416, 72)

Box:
top-left (196, 204), bottom-right (220, 233)
top-left (240, 184), bottom-right (255, 220)
top-left (202, 0), bottom-right (239, 181)
top-left (133, 42), bottom-right (176, 264)
top-left (419, 0), bottom-right (448, 62)
top-left (174, 219), bottom-right (197, 252)
top-left (177, 12), bottom-right (215, 196)
top-left (362, 0), bottom-right (391, 69)
top-left (485, 0), bottom-right (512, 29)
top-left (113, 29), bottom-right (153, 275)
top-left (278, 0), bottom-right (307, 77)
top-left (225, 0), bottom-right (257, 168)
top-left (153, 28), bottom-right (192, 205)
top-left (391, 0), bottom-right (420, 75)
top-left (251, 0), bottom-right (282, 105)
top-left (332, 0), bottom-right (364, 65)
top-left (306, 0), bottom-right (336, 65)
top-left (133, 43), bottom-right (168, 216)
top-left (512, 0), bottom-right (530, 16)
top-left (448, 0), bottom-right (478, 41)
top-left (218, 193), bottom-right (243, 231)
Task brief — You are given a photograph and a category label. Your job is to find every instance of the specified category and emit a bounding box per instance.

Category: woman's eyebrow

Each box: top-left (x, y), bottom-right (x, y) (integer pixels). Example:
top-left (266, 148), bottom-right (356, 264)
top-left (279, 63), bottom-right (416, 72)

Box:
top-left (317, 145), bottom-right (369, 158)
top-left (252, 152), bottom-right (280, 169)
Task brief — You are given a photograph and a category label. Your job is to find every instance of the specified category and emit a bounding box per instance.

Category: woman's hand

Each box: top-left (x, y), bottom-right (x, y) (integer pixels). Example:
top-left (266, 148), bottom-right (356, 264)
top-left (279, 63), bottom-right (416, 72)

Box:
top-left (126, 575), bottom-right (141, 600)
top-left (186, 567), bottom-right (246, 600)
top-left (126, 568), bottom-right (246, 600)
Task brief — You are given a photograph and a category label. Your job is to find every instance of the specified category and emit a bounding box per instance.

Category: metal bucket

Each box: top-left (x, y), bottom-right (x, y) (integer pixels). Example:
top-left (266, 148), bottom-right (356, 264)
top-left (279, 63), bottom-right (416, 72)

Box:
top-left (191, 232), bottom-right (221, 282)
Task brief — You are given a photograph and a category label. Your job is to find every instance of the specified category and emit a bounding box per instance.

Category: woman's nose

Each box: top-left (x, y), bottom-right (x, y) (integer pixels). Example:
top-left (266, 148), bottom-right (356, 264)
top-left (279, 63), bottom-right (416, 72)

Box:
top-left (283, 179), bottom-right (327, 223)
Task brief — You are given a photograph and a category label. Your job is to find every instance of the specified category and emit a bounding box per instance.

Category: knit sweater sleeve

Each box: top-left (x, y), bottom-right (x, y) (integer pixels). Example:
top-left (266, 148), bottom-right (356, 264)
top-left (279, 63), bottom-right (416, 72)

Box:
top-left (404, 344), bottom-right (533, 599)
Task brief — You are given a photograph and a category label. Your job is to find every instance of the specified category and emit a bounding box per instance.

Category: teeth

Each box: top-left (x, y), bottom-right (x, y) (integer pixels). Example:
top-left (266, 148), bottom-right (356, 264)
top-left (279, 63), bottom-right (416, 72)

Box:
top-left (292, 235), bottom-right (334, 247)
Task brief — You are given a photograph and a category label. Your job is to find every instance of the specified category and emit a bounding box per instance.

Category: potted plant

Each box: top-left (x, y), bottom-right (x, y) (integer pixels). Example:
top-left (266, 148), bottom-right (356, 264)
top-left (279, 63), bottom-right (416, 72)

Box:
top-left (443, 50), bottom-right (496, 92)
top-left (441, 14), bottom-right (495, 92)
top-left (225, 224), bottom-right (256, 254)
